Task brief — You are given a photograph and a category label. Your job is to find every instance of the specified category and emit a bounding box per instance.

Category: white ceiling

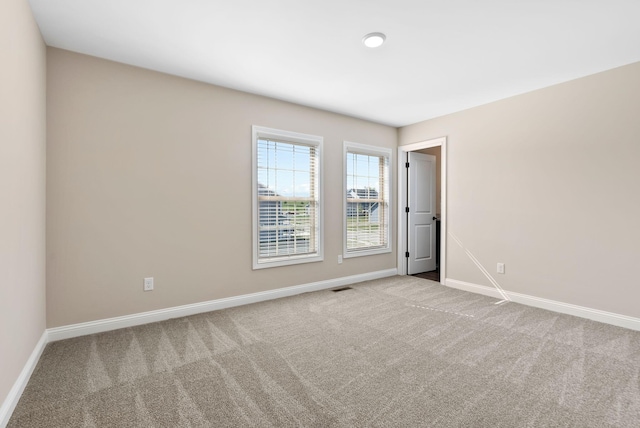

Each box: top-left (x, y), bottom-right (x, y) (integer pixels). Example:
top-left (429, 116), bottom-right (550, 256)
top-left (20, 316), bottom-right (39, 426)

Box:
top-left (29, 0), bottom-right (640, 127)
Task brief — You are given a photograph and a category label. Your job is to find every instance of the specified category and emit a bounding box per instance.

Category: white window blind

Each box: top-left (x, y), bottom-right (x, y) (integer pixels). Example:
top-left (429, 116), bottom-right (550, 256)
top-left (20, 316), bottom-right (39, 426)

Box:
top-left (344, 142), bottom-right (391, 257)
top-left (253, 126), bottom-right (323, 269)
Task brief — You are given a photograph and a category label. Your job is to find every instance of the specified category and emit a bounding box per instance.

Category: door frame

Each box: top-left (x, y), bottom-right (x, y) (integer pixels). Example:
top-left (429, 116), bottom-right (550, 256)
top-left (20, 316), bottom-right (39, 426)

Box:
top-left (397, 137), bottom-right (447, 283)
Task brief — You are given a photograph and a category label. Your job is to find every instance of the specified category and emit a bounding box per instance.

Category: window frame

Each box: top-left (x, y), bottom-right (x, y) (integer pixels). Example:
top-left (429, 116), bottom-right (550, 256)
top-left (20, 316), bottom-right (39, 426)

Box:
top-left (343, 141), bottom-right (392, 259)
top-left (252, 125), bottom-right (324, 269)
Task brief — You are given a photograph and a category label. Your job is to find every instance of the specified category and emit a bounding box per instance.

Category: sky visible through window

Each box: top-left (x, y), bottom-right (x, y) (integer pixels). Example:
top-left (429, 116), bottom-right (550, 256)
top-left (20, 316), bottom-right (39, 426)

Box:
top-left (347, 152), bottom-right (381, 193)
top-left (257, 139), bottom-right (312, 197)
top-left (257, 140), bottom-right (381, 196)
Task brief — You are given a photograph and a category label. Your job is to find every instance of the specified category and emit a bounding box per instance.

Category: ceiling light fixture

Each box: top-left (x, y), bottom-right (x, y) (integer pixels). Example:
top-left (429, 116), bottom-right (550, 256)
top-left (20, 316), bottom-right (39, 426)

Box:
top-left (362, 32), bottom-right (386, 48)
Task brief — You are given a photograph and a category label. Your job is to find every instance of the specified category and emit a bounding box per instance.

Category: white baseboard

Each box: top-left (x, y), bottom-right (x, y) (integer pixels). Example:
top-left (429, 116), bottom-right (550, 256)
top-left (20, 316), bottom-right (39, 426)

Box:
top-left (445, 278), bottom-right (640, 331)
top-left (48, 268), bottom-right (398, 342)
top-left (445, 279), bottom-right (504, 300)
top-left (0, 331), bottom-right (48, 428)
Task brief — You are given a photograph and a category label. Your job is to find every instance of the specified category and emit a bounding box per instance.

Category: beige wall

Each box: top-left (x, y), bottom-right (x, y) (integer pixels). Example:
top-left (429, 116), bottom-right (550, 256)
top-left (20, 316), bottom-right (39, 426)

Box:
top-left (0, 0), bottom-right (47, 411)
top-left (417, 146), bottom-right (441, 216)
top-left (400, 62), bottom-right (640, 318)
top-left (46, 48), bottom-right (397, 327)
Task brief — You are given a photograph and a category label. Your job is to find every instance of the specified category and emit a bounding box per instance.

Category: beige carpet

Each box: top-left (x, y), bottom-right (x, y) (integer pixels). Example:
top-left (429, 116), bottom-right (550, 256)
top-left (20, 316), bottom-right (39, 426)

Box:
top-left (9, 276), bottom-right (640, 427)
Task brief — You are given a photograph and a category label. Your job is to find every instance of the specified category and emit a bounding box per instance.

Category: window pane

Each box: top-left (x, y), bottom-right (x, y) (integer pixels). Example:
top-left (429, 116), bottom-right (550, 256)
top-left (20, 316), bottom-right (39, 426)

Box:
top-left (275, 169), bottom-right (291, 196)
top-left (346, 152), bottom-right (354, 175)
top-left (294, 171), bottom-right (310, 197)
top-left (345, 145), bottom-right (390, 255)
top-left (255, 129), bottom-right (321, 267)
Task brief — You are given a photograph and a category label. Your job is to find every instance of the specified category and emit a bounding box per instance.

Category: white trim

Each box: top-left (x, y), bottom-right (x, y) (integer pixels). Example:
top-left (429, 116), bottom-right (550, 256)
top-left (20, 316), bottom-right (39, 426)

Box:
top-left (0, 331), bottom-right (48, 428)
top-left (343, 141), bottom-right (392, 259)
top-left (343, 141), bottom-right (392, 158)
top-left (445, 278), bottom-right (504, 299)
top-left (48, 268), bottom-right (398, 342)
top-left (397, 137), bottom-right (447, 283)
top-left (252, 125), bottom-right (324, 270)
top-left (445, 278), bottom-right (640, 331)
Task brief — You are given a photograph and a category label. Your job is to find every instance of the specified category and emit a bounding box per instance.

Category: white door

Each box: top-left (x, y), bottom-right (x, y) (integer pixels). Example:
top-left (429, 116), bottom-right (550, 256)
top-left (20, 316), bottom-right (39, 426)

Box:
top-left (407, 152), bottom-right (436, 274)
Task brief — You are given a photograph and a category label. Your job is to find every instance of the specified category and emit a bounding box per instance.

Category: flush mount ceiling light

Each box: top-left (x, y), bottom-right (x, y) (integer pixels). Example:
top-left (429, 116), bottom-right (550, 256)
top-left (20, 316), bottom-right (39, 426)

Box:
top-left (362, 32), bottom-right (386, 48)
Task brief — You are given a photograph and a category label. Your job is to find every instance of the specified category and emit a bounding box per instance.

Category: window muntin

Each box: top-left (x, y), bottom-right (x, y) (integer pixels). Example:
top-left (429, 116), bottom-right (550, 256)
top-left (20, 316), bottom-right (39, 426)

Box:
top-left (253, 126), bottom-right (322, 268)
top-left (344, 142), bottom-right (391, 257)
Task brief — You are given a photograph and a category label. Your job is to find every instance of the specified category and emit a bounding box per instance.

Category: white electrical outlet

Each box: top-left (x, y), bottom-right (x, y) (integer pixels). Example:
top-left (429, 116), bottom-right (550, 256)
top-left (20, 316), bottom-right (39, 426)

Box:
top-left (497, 263), bottom-right (505, 274)
top-left (338, 255), bottom-right (343, 264)
top-left (143, 277), bottom-right (154, 291)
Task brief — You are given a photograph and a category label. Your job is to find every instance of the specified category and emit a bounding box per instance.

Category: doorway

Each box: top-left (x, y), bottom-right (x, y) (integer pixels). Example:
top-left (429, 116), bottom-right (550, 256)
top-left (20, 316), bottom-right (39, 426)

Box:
top-left (397, 137), bottom-right (447, 284)
top-left (407, 151), bottom-right (437, 276)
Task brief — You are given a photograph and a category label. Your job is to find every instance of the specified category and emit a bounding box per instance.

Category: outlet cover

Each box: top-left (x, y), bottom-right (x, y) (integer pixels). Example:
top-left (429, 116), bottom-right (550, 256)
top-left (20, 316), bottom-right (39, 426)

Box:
top-left (143, 277), bottom-right (154, 291)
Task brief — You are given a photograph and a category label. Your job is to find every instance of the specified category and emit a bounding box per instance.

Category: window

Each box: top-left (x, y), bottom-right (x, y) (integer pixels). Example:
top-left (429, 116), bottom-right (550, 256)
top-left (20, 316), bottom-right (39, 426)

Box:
top-left (252, 126), bottom-right (323, 269)
top-left (344, 142), bottom-right (391, 257)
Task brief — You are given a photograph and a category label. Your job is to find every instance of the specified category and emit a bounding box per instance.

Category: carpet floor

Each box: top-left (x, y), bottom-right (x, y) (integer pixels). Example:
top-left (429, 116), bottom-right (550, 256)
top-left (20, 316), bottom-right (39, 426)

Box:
top-left (9, 276), bottom-right (640, 427)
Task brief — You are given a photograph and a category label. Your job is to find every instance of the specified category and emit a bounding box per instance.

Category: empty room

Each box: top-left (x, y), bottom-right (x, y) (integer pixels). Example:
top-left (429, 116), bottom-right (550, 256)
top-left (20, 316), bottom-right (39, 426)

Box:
top-left (2, 0), bottom-right (640, 426)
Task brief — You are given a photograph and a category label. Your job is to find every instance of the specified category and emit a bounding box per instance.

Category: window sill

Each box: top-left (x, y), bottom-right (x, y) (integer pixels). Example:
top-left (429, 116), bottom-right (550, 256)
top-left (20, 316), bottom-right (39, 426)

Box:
top-left (253, 253), bottom-right (323, 270)
top-left (343, 247), bottom-right (391, 259)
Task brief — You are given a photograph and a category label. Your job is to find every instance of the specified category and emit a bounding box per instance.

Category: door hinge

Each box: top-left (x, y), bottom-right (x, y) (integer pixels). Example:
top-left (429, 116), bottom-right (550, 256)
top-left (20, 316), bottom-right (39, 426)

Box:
top-left (405, 207), bottom-right (409, 213)
top-left (405, 162), bottom-right (410, 168)
top-left (405, 252), bottom-right (410, 258)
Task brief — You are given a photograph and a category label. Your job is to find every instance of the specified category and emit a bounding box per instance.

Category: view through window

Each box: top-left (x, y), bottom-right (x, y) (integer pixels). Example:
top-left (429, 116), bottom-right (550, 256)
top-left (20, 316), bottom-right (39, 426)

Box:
top-left (253, 126), bottom-right (322, 268)
top-left (345, 143), bottom-right (390, 256)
